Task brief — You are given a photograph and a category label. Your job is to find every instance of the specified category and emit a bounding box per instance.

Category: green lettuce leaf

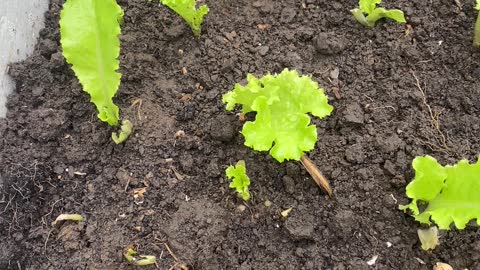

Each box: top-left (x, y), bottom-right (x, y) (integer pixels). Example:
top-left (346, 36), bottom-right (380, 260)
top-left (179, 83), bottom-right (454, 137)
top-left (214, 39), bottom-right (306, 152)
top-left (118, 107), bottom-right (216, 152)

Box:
top-left (223, 69), bottom-right (333, 162)
top-left (60, 0), bottom-right (123, 126)
top-left (226, 160), bottom-right (251, 201)
top-left (160, 0), bottom-right (209, 37)
top-left (476, 0), bottom-right (480, 10)
top-left (400, 155), bottom-right (480, 230)
top-left (351, 0), bottom-right (405, 27)
top-left (112, 120), bottom-right (133, 144)
top-left (359, 0), bottom-right (381, 15)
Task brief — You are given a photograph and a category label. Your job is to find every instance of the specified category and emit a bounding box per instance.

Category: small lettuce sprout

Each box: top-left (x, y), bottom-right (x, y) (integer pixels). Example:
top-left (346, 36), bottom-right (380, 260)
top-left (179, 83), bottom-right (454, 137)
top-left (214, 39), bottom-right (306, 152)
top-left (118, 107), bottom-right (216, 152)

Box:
top-left (400, 155), bottom-right (480, 230)
top-left (160, 0), bottom-right (209, 37)
top-left (51, 213), bottom-right (84, 226)
top-left (474, 0), bottom-right (480, 47)
top-left (351, 0), bottom-right (406, 27)
top-left (226, 160), bottom-right (251, 201)
top-left (417, 226), bottom-right (439, 251)
top-left (223, 69), bottom-right (333, 163)
top-left (124, 248), bottom-right (156, 266)
top-left (112, 119), bottom-right (133, 144)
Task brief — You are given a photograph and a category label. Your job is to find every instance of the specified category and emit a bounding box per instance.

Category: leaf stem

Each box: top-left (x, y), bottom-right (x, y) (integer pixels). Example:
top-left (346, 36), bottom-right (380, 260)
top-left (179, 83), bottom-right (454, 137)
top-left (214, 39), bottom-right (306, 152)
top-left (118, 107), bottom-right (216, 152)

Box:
top-left (351, 8), bottom-right (369, 27)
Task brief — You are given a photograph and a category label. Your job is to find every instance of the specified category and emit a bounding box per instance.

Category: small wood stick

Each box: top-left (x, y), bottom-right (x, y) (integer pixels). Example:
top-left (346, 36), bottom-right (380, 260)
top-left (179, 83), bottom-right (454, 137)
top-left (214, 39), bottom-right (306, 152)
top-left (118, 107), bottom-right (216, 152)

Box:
top-left (300, 155), bottom-right (333, 197)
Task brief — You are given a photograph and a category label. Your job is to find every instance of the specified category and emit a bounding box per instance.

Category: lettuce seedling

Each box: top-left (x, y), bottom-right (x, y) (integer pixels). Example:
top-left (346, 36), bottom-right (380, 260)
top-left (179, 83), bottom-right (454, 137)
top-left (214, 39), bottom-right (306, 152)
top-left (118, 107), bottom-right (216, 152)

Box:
top-left (226, 160), bottom-right (251, 201)
top-left (351, 0), bottom-right (406, 27)
top-left (160, 0), bottom-right (209, 38)
top-left (223, 69), bottom-right (333, 163)
top-left (60, 0), bottom-right (132, 144)
top-left (112, 119), bottom-right (133, 144)
top-left (400, 155), bottom-right (480, 230)
top-left (474, 0), bottom-right (480, 47)
top-left (124, 248), bottom-right (156, 266)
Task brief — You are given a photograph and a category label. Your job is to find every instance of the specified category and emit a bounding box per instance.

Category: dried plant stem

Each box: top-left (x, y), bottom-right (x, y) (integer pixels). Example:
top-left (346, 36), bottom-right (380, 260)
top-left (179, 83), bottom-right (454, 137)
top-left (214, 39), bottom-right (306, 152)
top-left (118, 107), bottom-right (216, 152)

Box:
top-left (300, 155), bottom-right (333, 197)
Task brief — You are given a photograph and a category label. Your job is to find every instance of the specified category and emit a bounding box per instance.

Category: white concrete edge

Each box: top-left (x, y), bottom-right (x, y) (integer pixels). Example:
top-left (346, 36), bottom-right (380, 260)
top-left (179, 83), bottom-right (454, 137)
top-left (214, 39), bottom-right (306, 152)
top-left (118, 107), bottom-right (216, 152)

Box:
top-left (0, 0), bottom-right (50, 118)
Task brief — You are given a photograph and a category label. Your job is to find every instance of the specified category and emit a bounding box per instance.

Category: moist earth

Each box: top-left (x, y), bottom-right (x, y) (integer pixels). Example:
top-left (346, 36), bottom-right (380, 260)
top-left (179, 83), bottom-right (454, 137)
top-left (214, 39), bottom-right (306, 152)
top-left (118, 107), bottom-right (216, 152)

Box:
top-left (1, 0), bottom-right (480, 269)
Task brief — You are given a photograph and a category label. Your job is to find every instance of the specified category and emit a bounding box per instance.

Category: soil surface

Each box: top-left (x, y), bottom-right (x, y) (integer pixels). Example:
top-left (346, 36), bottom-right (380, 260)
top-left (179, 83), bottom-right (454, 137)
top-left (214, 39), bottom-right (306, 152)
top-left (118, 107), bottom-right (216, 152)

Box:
top-left (1, 0), bottom-right (480, 269)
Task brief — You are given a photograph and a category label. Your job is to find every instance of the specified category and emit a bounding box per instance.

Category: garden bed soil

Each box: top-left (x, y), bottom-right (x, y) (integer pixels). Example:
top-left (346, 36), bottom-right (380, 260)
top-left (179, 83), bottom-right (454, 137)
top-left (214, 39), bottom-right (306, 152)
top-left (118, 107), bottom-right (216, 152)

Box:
top-left (1, 0), bottom-right (480, 269)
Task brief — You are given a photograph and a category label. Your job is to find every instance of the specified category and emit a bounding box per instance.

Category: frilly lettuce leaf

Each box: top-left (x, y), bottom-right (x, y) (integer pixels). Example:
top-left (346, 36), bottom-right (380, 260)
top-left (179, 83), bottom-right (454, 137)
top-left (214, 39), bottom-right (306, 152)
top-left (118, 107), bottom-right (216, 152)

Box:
top-left (223, 69), bottom-right (333, 162)
top-left (60, 0), bottom-right (123, 126)
top-left (351, 0), bottom-right (405, 27)
top-left (359, 0), bottom-right (381, 14)
top-left (400, 155), bottom-right (480, 230)
top-left (160, 0), bottom-right (209, 37)
top-left (226, 160), bottom-right (251, 201)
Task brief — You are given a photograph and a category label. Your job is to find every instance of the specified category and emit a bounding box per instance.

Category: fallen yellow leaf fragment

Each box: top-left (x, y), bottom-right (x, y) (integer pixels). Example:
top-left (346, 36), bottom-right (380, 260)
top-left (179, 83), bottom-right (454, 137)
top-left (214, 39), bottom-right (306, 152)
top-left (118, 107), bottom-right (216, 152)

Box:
top-left (52, 214), bottom-right (84, 226)
top-left (133, 187), bottom-right (147, 196)
top-left (417, 226), bottom-right (439, 251)
top-left (124, 248), bottom-right (156, 266)
top-left (281, 208), bottom-right (293, 218)
top-left (433, 262), bottom-right (453, 270)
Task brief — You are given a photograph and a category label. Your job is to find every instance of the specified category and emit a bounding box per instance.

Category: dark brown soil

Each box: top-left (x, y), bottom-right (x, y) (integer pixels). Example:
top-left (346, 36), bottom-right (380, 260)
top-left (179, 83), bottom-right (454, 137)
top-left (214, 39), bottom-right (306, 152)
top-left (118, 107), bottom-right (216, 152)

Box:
top-left (2, 0), bottom-right (480, 269)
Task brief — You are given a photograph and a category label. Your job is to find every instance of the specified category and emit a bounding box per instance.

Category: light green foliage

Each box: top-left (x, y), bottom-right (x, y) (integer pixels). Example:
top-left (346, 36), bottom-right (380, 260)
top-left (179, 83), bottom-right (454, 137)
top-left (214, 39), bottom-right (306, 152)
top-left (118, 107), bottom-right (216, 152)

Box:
top-left (351, 0), bottom-right (406, 27)
top-left (474, 0), bottom-right (480, 47)
top-left (124, 248), bottom-right (156, 266)
top-left (225, 160), bottom-right (251, 201)
top-left (60, 0), bottom-right (123, 126)
top-left (223, 69), bottom-right (333, 162)
top-left (112, 120), bottom-right (133, 144)
top-left (160, 0), bottom-right (209, 37)
top-left (400, 155), bottom-right (480, 230)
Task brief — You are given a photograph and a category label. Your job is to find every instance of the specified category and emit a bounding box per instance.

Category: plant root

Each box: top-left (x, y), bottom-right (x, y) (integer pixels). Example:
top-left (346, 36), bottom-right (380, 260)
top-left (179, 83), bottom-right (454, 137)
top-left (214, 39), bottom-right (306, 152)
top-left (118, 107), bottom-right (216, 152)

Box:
top-left (130, 98), bottom-right (143, 120)
top-left (410, 70), bottom-right (451, 154)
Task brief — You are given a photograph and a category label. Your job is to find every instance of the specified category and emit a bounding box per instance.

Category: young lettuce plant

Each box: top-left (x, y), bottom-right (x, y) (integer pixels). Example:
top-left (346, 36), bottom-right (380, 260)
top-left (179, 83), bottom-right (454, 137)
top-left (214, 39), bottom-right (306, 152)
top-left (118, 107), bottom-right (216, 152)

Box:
top-left (60, 0), bottom-right (132, 144)
top-left (223, 69), bottom-right (334, 196)
top-left (225, 160), bottom-right (251, 201)
top-left (160, 0), bottom-right (209, 38)
top-left (351, 0), bottom-right (406, 27)
top-left (400, 155), bottom-right (480, 230)
top-left (474, 0), bottom-right (480, 47)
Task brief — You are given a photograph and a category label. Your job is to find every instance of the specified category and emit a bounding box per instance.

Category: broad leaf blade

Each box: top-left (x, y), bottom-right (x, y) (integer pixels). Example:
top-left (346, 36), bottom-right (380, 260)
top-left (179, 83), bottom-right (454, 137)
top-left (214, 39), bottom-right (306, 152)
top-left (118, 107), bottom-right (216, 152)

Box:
top-left (366, 8), bottom-right (406, 27)
top-left (383, 9), bottom-right (406, 23)
top-left (401, 156), bottom-right (480, 230)
top-left (60, 0), bottom-right (123, 126)
top-left (419, 159), bottom-right (480, 229)
top-left (406, 156), bottom-right (447, 203)
top-left (359, 0), bottom-right (381, 15)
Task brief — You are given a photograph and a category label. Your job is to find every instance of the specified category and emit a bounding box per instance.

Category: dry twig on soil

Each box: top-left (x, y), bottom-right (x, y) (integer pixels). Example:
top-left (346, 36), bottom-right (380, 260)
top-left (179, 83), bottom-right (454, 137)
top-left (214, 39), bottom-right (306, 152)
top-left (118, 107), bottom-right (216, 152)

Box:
top-left (300, 155), bottom-right (333, 197)
top-left (164, 243), bottom-right (189, 270)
